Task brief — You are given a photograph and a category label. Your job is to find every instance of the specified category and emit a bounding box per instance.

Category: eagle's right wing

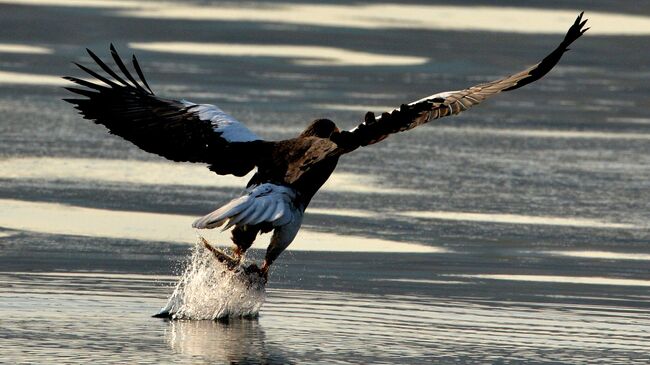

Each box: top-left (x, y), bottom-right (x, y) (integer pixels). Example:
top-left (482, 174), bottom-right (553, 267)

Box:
top-left (64, 45), bottom-right (269, 176)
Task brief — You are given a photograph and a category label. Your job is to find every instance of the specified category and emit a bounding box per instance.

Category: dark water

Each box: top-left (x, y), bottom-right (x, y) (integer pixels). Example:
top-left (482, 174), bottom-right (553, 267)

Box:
top-left (1, 1), bottom-right (650, 364)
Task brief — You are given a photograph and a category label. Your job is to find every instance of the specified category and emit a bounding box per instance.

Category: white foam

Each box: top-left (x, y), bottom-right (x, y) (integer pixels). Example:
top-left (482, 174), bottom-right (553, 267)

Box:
top-left (0, 157), bottom-right (418, 195)
top-left (0, 44), bottom-right (52, 54)
top-left (129, 42), bottom-right (427, 67)
top-left (157, 242), bottom-right (266, 320)
top-left (0, 199), bottom-right (443, 253)
top-left (399, 211), bottom-right (637, 229)
top-left (451, 274), bottom-right (650, 287)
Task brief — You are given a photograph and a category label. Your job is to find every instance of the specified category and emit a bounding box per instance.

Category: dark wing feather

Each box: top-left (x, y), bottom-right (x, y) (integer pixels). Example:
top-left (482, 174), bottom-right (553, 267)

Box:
top-left (64, 45), bottom-right (268, 176)
top-left (344, 12), bottom-right (589, 150)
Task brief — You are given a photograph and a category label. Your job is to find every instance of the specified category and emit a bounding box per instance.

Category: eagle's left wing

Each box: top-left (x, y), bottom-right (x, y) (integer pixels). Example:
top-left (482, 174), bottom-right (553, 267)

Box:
top-left (341, 12), bottom-right (589, 150)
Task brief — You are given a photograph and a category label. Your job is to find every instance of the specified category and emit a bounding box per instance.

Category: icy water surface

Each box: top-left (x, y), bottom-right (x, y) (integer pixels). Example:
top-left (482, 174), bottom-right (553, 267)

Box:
top-left (1, 0), bottom-right (650, 363)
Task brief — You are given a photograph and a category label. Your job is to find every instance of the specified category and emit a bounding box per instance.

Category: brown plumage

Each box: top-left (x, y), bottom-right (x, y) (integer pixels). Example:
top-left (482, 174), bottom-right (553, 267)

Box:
top-left (64, 13), bottom-right (588, 279)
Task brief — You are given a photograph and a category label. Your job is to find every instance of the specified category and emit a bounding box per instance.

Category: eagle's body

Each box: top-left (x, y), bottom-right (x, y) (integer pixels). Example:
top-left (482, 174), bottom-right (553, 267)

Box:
top-left (64, 14), bottom-right (588, 279)
top-left (195, 132), bottom-right (344, 270)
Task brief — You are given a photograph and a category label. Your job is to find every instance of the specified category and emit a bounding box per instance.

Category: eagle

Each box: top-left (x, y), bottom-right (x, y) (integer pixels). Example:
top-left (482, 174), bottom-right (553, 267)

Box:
top-left (64, 13), bottom-right (588, 280)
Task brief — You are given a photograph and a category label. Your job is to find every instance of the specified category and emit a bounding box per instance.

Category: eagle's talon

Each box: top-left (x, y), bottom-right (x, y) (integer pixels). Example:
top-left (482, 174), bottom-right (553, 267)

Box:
top-left (232, 246), bottom-right (244, 264)
top-left (242, 263), bottom-right (268, 283)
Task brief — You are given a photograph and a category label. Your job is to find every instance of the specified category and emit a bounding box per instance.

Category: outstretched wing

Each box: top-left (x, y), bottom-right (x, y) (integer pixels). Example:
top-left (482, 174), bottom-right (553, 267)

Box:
top-left (344, 12), bottom-right (589, 149)
top-left (64, 44), bottom-right (268, 176)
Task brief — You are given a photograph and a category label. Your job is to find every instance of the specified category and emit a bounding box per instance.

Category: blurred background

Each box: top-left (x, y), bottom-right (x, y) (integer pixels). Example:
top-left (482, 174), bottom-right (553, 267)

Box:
top-left (1, 1), bottom-right (649, 364)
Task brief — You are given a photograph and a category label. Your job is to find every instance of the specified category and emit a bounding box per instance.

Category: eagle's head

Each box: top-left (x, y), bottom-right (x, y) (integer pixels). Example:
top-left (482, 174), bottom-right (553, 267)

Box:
top-left (300, 119), bottom-right (339, 138)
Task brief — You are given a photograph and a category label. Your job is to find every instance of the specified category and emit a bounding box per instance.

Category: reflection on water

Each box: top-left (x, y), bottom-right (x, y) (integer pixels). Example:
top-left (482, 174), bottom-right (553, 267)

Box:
top-left (3, 1), bottom-right (649, 35)
top-left (606, 117), bottom-right (650, 125)
top-left (313, 103), bottom-right (395, 113)
top-left (118, 3), bottom-right (650, 36)
top-left (0, 0), bottom-right (143, 8)
top-left (544, 250), bottom-right (650, 261)
top-left (0, 70), bottom-right (69, 86)
top-left (130, 42), bottom-right (427, 66)
top-left (0, 157), bottom-right (418, 195)
top-left (0, 43), bottom-right (52, 54)
top-left (0, 199), bottom-right (443, 253)
top-left (431, 126), bottom-right (650, 140)
top-left (399, 210), bottom-right (637, 229)
top-left (450, 274), bottom-right (650, 287)
top-left (165, 320), bottom-right (290, 364)
top-left (263, 289), bottom-right (650, 362)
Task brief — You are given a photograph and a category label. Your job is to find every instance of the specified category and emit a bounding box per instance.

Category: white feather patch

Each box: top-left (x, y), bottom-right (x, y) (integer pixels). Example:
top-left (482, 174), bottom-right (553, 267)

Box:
top-left (181, 100), bottom-right (260, 142)
top-left (409, 90), bottom-right (459, 106)
top-left (348, 90), bottom-right (462, 133)
top-left (192, 183), bottom-right (298, 230)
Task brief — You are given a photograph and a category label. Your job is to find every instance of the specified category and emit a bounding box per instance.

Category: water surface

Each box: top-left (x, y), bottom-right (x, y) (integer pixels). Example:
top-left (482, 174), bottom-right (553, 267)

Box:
top-left (1, 0), bottom-right (649, 363)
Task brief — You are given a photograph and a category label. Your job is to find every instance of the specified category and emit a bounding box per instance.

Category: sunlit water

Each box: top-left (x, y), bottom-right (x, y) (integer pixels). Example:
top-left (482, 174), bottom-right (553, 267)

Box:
top-left (2, 0), bottom-right (650, 363)
top-left (1, 270), bottom-right (649, 364)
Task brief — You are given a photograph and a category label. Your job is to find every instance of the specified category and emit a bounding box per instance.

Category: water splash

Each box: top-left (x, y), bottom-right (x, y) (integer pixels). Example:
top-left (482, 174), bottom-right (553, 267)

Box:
top-left (156, 241), bottom-right (266, 320)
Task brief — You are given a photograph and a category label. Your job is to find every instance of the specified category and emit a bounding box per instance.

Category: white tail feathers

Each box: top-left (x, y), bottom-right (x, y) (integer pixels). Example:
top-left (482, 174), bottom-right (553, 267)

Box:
top-left (192, 183), bottom-right (297, 230)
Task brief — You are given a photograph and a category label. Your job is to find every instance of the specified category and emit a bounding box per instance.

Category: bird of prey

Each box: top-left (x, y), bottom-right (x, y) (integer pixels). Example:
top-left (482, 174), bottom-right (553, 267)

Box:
top-left (64, 13), bottom-right (588, 280)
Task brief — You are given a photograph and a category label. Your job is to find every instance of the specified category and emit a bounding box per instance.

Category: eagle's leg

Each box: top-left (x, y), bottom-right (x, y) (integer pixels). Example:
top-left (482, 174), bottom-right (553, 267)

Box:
top-left (199, 236), bottom-right (238, 270)
top-left (259, 261), bottom-right (270, 282)
top-left (260, 223), bottom-right (300, 281)
top-left (230, 225), bottom-right (259, 263)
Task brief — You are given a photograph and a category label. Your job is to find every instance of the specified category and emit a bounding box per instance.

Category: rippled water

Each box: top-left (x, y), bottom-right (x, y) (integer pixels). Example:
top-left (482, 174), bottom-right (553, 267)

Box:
top-left (2, 271), bottom-right (649, 364)
top-left (2, 0), bottom-right (650, 363)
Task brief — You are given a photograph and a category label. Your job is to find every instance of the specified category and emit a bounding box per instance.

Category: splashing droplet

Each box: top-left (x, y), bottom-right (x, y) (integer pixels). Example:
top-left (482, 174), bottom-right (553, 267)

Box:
top-left (156, 241), bottom-right (266, 320)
